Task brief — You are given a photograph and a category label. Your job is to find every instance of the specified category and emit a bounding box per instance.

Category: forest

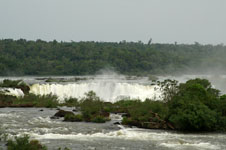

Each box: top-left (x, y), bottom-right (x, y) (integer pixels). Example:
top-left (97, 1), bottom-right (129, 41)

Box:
top-left (0, 39), bottom-right (226, 76)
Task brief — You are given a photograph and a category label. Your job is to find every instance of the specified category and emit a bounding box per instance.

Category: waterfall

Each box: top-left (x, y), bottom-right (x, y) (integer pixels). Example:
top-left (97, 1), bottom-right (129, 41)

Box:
top-left (30, 82), bottom-right (162, 102)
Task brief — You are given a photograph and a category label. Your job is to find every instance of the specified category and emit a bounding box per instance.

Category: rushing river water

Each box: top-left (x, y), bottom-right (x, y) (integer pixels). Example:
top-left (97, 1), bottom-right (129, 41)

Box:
top-left (1, 108), bottom-right (226, 150)
top-left (1, 75), bottom-right (226, 149)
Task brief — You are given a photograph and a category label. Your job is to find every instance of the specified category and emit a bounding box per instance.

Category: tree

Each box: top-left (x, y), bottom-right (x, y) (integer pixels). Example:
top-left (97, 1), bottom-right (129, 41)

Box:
top-left (167, 78), bottom-right (223, 131)
top-left (147, 38), bottom-right (152, 45)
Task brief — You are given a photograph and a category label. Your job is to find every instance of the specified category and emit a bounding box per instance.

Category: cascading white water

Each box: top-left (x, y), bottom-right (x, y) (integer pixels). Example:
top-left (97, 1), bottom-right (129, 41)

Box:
top-left (30, 82), bottom-right (162, 102)
top-left (0, 88), bottom-right (24, 97)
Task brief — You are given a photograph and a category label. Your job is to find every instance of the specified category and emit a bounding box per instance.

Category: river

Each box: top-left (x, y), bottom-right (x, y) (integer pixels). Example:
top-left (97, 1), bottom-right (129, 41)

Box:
top-left (0, 74), bottom-right (226, 149)
top-left (0, 107), bottom-right (225, 150)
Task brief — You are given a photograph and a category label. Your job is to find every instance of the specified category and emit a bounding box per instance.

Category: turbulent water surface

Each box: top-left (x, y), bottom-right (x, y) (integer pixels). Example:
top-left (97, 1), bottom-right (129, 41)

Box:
top-left (0, 108), bottom-right (226, 150)
top-left (1, 75), bottom-right (226, 149)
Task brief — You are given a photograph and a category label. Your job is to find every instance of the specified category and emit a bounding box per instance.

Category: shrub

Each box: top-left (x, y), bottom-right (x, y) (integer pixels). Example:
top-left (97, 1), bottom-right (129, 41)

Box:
top-left (167, 78), bottom-right (223, 131)
top-left (143, 100), bottom-right (169, 120)
top-left (7, 135), bottom-right (47, 150)
top-left (0, 93), bottom-right (16, 106)
top-left (64, 114), bottom-right (83, 122)
top-left (63, 97), bottom-right (79, 107)
top-left (219, 95), bottom-right (226, 116)
top-left (58, 147), bottom-right (71, 150)
top-left (122, 117), bottom-right (137, 126)
top-left (169, 101), bottom-right (217, 131)
top-left (91, 115), bottom-right (107, 123)
top-left (0, 79), bottom-right (22, 88)
top-left (158, 79), bottom-right (179, 102)
top-left (15, 94), bottom-right (59, 108)
top-left (78, 91), bottom-right (111, 123)
top-left (113, 99), bottom-right (141, 113)
top-left (80, 91), bottom-right (103, 117)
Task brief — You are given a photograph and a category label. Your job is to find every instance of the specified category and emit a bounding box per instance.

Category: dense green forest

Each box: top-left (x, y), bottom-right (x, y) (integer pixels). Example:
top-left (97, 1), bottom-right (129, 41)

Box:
top-left (0, 39), bottom-right (226, 76)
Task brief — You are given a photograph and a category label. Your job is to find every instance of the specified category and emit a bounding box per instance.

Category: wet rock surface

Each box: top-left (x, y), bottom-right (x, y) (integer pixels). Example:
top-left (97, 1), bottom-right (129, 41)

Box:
top-left (52, 109), bottom-right (75, 118)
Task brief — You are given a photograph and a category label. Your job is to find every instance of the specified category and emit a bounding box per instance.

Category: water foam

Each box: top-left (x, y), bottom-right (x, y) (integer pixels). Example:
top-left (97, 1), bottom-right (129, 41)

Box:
top-left (29, 127), bottom-right (220, 150)
top-left (0, 113), bottom-right (20, 118)
top-left (160, 142), bottom-right (220, 150)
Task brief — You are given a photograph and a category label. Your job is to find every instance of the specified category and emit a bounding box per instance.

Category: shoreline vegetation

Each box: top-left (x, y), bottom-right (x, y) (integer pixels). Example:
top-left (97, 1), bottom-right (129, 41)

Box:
top-left (0, 78), bottom-right (226, 150)
top-left (0, 134), bottom-right (70, 150)
top-left (0, 79), bottom-right (225, 132)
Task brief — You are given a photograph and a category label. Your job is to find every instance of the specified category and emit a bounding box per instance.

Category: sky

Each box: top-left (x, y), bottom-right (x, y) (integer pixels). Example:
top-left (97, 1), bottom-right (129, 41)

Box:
top-left (0, 0), bottom-right (226, 44)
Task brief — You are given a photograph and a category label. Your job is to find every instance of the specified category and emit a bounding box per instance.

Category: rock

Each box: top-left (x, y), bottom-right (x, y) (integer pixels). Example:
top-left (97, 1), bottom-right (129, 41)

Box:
top-left (14, 103), bottom-right (34, 107)
top-left (122, 110), bottom-right (175, 130)
top-left (113, 122), bottom-right (121, 125)
top-left (39, 109), bottom-right (43, 111)
top-left (142, 122), bottom-right (167, 129)
top-left (50, 116), bottom-right (59, 119)
top-left (53, 110), bottom-right (74, 118)
top-left (121, 113), bottom-right (130, 118)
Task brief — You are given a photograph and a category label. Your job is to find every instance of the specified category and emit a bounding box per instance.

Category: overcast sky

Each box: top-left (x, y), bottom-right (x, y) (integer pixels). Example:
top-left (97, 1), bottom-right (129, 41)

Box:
top-left (0, 0), bottom-right (225, 44)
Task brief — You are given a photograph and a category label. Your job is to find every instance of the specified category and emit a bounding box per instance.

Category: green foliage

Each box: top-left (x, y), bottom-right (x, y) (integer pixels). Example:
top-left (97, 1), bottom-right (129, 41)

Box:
top-left (1, 39), bottom-right (226, 75)
top-left (143, 100), bottom-right (169, 120)
top-left (0, 79), bottom-right (22, 87)
top-left (114, 99), bottom-right (141, 108)
top-left (79, 91), bottom-right (110, 123)
top-left (13, 94), bottom-right (59, 108)
top-left (0, 92), bottom-right (58, 108)
top-left (91, 115), bottom-right (107, 123)
top-left (159, 79), bottom-right (179, 102)
top-left (0, 79), bottom-right (30, 94)
top-left (117, 99), bottom-right (169, 128)
top-left (218, 95), bottom-right (226, 116)
top-left (63, 97), bottom-right (79, 107)
top-left (167, 78), bottom-right (226, 131)
top-left (120, 78), bottom-right (226, 131)
top-left (122, 117), bottom-right (137, 126)
top-left (7, 135), bottom-right (47, 150)
top-left (113, 99), bottom-right (141, 113)
top-left (64, 114), bottom-right (83, 122)
top-left (58, 147), bottom-right (71, 150)
top-left (169, 101), bottom-right (217, 131)
top-left (80, 91), bottom-right (102, 116)
top-left (0, 93), bottom-right (16, 106)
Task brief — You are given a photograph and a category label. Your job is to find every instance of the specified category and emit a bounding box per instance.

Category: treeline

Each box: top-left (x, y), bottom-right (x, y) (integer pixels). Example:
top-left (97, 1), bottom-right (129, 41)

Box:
top-left (0, 39), bottom-right (226, 76)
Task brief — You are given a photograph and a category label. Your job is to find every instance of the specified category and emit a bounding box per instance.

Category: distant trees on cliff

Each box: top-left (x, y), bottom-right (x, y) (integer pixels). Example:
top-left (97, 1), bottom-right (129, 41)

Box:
top-left (0, 39), bottom-right (226, 76)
